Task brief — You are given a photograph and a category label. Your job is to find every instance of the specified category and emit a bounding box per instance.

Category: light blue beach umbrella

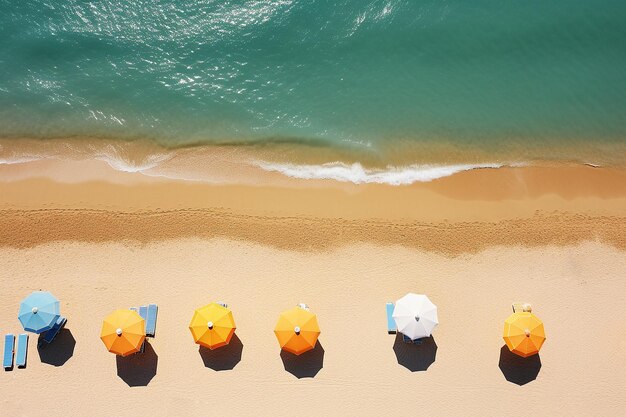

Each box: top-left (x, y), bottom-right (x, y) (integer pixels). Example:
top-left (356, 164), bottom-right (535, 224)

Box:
top-left (18, 291), bottom-right (60, 334)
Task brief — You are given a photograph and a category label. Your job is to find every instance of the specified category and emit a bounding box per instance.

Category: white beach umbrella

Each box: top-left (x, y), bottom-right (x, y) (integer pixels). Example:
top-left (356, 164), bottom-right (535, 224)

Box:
top-left (392, 293), bottom-right (438, 340)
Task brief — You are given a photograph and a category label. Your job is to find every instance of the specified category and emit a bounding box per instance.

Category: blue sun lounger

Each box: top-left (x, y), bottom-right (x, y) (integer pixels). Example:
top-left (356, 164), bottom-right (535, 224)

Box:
top-left (16, 334), bottom-right (28, 368)
top-left (139, 305), bottom-right (148, 322)
top-left (130, 306), bottom-right (149, 353)
top-left (130, 307), bottom-right (148, 353)
top-left (386, 302), bottom-right (396, 334)
top-left (146, 304), bottom-right (158, 337)
top-left (3, 334), bottom-right (15, 370)
top-left (131, 304), bottom-right (158, 337)
top-left (130, 306), bottom-right (147, 323)
top-left (40, 316), bottom-right (67, 346)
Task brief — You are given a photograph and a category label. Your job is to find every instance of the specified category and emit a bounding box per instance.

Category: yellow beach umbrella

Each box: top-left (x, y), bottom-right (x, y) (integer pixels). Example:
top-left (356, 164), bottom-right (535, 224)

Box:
top-left (503, 312), bottom-right (546, 358)
top-left (100, 309), bottom-right (146, 357)
top-left (189, 303), bottom-right (236, 350)
top-left (274, 305), bottom-right (320, 355)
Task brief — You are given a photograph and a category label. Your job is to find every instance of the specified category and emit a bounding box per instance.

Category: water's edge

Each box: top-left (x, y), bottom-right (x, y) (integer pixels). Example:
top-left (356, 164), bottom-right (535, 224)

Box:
top-left (3, 136), bottom-right (623, 186)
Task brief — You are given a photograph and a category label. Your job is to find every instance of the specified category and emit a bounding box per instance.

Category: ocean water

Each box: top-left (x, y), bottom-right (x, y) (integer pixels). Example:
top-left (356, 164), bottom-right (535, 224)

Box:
top-left (1, 1), bottom-right (626, 183)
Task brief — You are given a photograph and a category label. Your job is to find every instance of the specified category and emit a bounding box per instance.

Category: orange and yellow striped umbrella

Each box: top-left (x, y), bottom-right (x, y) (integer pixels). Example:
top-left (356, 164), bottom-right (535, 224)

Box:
top-left (189, 303), bottom-right (236, 350)
top-left (274, 306), bottom-right (320, 355)
top-left (503, 312), bottom-right (546, 358)
top-left (100, 309), bottom-right (146, 357)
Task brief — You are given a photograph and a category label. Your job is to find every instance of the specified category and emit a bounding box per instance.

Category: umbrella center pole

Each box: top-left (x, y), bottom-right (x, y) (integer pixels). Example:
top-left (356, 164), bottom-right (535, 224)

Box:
top-left (207, 321), bottom-right (214, 330)
top-left (414, 315), bottom-right (420, 322)
top-left (524, 329), bottom-right (531, 337)
top-left (294, 326), bottom-right (301, 335)
top-left (116, 328), bottom-right (123, 336)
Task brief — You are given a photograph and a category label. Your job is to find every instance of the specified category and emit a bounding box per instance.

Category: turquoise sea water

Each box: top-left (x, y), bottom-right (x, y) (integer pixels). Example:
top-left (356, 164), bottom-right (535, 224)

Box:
top-left (1, 0), bottom-right (626, 164)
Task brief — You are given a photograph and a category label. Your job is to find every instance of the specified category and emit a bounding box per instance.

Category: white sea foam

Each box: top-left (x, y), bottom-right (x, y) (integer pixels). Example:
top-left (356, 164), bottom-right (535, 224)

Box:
top-left (92, 145), bottom-right (173, 173)
top-left (256, 161), bottom-right (507, 185)
top-left (0, 155), bottom-right (45, 165)
top-left (0, 141), bottom-right (519, 186)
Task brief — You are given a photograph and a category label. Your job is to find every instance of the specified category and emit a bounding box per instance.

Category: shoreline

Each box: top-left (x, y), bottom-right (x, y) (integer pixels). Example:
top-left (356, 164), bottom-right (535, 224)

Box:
top-left (2, 155), bottom-right (626, 254)
top-left (3, 137), bottom-right (626, 187)
top-left (3, 1), bottom-right (626, 413)
top-left (1, 141), bottom-right (626, 416)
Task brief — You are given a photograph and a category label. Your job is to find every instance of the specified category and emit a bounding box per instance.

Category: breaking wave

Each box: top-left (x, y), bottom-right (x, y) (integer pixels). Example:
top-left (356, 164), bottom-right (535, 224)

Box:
top-left (256, 161), bottom-right (511, 185)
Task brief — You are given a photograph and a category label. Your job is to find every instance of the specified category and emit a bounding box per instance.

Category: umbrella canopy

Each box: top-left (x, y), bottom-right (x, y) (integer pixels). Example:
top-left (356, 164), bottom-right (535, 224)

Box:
top-left (393, 293), bottom-right (438, 340)
top-left (274, 306), bottom-right (320, 355)
top-left (503, 312), bottom-right (546, 357)
top-left (18, 291), bottom-right (61, 334)
top-left (100, 309), bottom-right (146, 357)
top-left (189, 303), bottom-right (236, 350)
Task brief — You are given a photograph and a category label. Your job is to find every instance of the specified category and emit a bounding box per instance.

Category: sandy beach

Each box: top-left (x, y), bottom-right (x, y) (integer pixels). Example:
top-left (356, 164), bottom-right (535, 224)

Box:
top-left (1, 152), bottom-right (626, 416)
top-left (3, 0), bottom-right (626, 414)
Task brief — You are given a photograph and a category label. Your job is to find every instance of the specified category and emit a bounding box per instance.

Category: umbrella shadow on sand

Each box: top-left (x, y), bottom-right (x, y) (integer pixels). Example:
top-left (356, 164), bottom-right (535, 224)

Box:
top-left (280, 341), bottom-right (324, 378)
top-left (116, 342), bottom-right (158, 387)
top-left (393, 334), bottom-right (437, 372)
top-left (37, 329), bottom-right (76, 367)
top-left (498, 345), bottom-right (541, 385)
top-left (198, 334), bottom-right (244, 371)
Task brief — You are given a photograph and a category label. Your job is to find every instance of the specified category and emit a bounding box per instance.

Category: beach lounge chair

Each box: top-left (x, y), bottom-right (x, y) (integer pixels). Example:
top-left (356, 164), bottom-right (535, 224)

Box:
top-left (130, 306), bottom-right (148, 323)
top-left (16, 334), bottom-right (28, 368)
top-left (145, 304), bottom-right (158, 337)
top-left (402, 334), bottom-right (424, 345)
top-left (130, 306), bottom-right (149, 353)
top-left (3, 334), bottom-right (15, 370)
top-left (40, 316), bottom-right (67, 345)
top-left (512, 302), bottom-right (532, 313)
top-left (386, 302), bottom-right (396, 334)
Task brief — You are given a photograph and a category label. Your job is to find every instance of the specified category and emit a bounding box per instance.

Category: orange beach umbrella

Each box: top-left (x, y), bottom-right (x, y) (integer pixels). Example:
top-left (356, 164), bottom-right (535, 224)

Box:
top-left (100, 309), bottom-right (146, 357)
top-left (503, 312), bottom-right (546, 358)
top-left (274, 305), bottom-right (320, 355)
top-left (189, 303), bottom-right (236, 350)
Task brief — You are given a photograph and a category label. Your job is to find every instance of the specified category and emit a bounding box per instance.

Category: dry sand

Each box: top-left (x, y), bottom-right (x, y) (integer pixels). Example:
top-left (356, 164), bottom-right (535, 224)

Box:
top-left (1, 156), bottom-right (626, 416)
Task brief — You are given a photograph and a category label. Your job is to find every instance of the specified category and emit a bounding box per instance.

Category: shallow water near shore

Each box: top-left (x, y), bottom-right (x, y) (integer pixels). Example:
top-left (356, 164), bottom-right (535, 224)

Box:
top-left (1, 0), bottom-right (626, 174)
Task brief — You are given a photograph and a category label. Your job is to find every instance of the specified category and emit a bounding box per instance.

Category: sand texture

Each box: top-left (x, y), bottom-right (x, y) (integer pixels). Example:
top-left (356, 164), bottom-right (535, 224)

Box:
top-left (1, 241), bottom-right (625, 416)
top-left (1, 155), bottom-right (626, 416)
